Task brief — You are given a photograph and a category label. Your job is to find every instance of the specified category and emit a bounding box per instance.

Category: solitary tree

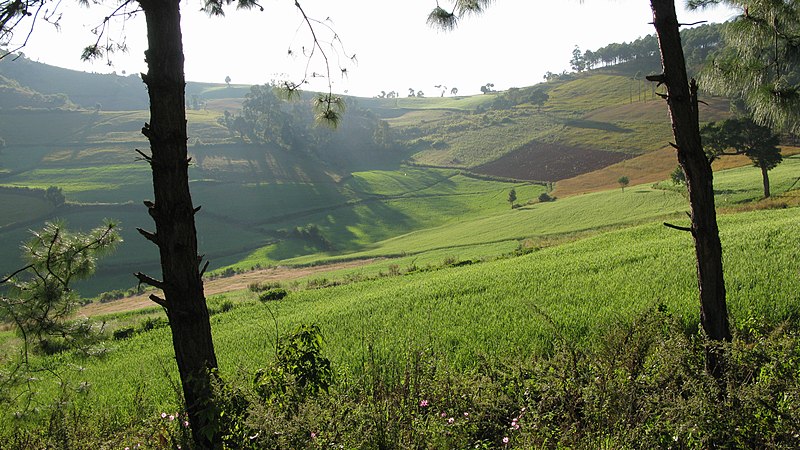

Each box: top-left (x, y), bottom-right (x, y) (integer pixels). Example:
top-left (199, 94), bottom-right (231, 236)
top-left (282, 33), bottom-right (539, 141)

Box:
top-left (507, 188), bottom-right (517, 208)
top-left (44, 185), bottom-right (65, 207)
top-left (701, 118), bottom-right (783, 198)
top-left (450, 87), bottom-right (459, 96)
top-left (429, 0), bottom-right (732, 377)
top-left (617, 175), bottom-right (630, 192)
top-left (224, 75), bottom-right (232, 86)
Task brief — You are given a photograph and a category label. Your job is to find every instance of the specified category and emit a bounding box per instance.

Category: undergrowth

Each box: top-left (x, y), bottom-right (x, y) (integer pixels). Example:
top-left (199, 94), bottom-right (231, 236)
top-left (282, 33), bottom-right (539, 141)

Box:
top-left (3, 307), bottom-right (800, 449)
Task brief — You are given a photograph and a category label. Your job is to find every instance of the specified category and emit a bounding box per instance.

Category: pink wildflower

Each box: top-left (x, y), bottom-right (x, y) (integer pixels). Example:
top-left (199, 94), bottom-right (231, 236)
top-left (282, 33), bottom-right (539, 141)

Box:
top-left (183, 420), bottom-right (190, 428)
top-left (503, 436), bottom-right (509, 444)
top-left (448, 417), bottom-right (455, 424)
top-left (311, 432), bottom-right (317, 439)
top-left (169, 415), bottom-right (175, 421)
top-left (419, 399), bottom-right (429, 407)
top-left (441, 411), bottom-right (447, 417)
top-left (160, 412), bottom-right (167, 419)
top-left (464, 412), bottom-right (469, 417)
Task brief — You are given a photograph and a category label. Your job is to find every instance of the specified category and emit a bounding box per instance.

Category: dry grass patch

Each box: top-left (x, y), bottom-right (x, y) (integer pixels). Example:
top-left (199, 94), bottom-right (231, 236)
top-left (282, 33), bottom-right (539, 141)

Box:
top-left (552, 147), bottom-right (678, 197)
top-left (553, 145), bottom-right (800, 198)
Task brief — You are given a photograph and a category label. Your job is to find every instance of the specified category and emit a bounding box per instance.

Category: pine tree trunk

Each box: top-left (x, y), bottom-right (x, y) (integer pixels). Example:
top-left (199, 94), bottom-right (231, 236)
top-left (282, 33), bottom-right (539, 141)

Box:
top-left (650, 0), bottom-right (731, 377)
top-left (761, 165), bottom-right (771, 198)
top-left (138, 0), bottom-right (219, 447)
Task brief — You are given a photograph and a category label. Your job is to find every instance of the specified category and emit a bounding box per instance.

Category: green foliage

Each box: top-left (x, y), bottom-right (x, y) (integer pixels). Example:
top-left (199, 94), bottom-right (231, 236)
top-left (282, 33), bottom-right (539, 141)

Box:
top-left (702, 117), bottom-right (782, 167)
top-left (537, 192), bottom-right (553, 203)
top-left (694, 1), bottom-right (800, 132)
top-left (43, 186), bottom-right (65, 207)
top-left (570, 45), bottom-right (586, 72)
top-left (617, 175), bottom-right (630, 191)
top-left (258, 288), bottom-right (288, 302)
top-left (702, 117), bottom-right (783, 197)
top-left (671, 165), bottom-right (687, 186)
top-left (254, 324), bottom-right (333, 405)
top-left (0, 222), bottom-right (119, 353)
top-left (507, 187), bottom-right (516, 207)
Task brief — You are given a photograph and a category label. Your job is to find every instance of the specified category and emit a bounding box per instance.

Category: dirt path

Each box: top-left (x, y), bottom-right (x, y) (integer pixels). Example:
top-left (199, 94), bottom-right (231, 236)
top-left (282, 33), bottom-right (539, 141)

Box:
top-left (77, 258), bottom-right (382, 317)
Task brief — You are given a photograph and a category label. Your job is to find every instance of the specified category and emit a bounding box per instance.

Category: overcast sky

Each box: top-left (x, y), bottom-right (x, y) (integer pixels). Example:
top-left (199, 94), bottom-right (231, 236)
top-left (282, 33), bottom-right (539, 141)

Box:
top-left (10, 0), bottom-right (736, 97)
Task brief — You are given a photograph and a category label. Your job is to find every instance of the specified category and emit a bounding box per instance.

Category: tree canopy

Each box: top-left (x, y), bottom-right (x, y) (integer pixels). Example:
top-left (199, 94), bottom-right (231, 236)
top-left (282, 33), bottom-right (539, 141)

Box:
top-left (701, 117), bottom-right (783, 197)
top-left (692, 0), bottom-right (800, 132)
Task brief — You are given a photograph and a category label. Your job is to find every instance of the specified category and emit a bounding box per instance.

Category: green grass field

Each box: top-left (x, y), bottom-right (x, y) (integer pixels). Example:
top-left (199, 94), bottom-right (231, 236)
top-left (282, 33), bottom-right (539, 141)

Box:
top-left (3, 205), bottom-right (797, 432)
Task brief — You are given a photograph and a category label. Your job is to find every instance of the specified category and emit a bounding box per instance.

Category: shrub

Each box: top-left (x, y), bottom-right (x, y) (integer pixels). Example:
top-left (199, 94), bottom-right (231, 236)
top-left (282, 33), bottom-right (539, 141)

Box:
top-left (113, 326), bottom-right (135, 340)
top-left (248, 281), bottom-right (282, 292)
top-left (259, 288), bottom-right (288, 302)
top-left (138, 316), bottom-right (168, 333)
top-left (538, 192), bottom-right (553, 202)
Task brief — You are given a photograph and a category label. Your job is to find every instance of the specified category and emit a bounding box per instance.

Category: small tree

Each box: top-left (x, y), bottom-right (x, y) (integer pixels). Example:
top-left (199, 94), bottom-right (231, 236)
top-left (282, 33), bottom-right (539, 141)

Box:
top-left (224, 75), bottom-right (232, 87)
top-left (0, 222), bottom-right (119, 357)
top-left (618, 176), bottom-right (630, 192)
top-left (570, 45), bottom-right (586, 72)
top-left (670, 165), bottom-right (687, 186)
top-left (507, 188), bottom-right (517, 208)
top-left (44, 186), bottom-right (65, 207)
top-left (450, 87), bottom-right (458, 96)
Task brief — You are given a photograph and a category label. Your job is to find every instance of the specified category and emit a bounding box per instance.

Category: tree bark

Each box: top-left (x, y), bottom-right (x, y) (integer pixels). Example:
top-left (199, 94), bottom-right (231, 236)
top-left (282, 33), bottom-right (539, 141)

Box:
top-left (761, 165), bottom-right (771, 198)
top-left (138, 0), bottom-right (219, 447)
top-left (650, 0), bottom-right (731, 377)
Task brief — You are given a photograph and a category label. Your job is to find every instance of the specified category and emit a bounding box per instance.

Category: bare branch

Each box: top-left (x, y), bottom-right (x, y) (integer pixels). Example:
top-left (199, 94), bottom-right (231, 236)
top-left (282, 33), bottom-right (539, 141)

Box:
top-left (136, 227), bottom-right (159, 245)
top-left (134, 272), bottom-right (165, 290)
top-left (149, 294), bottom-right (167, 309)
top-left (663, 222), bottom-right (693, 233)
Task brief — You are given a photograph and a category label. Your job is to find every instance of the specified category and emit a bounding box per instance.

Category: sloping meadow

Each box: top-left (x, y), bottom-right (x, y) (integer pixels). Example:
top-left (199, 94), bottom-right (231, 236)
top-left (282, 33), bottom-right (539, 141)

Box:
top-left (2, 206), bottom-right (797, 439)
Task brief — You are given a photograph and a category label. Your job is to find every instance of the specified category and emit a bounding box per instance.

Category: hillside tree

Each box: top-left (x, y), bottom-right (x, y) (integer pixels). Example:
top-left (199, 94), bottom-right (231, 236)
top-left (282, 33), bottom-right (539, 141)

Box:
top-left (570, 45), bottom-right (586, 72)
top-left (701, 117), bottom-right (783, 198)
top-left (617, 175), bottom-right (630, 192)
top-left (507, 188), bottom-right (517, 208)
top-left (429, 0), bottom-right (732, 377)
top-left (0, 0), bottom-right (346, 447)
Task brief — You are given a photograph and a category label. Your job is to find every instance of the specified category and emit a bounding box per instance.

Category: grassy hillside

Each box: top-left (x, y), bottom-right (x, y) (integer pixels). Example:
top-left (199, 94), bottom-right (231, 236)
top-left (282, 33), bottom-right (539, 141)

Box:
top-left (2, 205), bottom-right (796, 438)
top-left (0, 55), bottom-right (767, 298)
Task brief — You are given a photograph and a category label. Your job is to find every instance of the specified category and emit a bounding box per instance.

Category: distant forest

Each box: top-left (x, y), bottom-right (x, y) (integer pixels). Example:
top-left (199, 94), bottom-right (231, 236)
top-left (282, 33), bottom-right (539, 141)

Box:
top-left (585, 23), bottom-right (721, 72)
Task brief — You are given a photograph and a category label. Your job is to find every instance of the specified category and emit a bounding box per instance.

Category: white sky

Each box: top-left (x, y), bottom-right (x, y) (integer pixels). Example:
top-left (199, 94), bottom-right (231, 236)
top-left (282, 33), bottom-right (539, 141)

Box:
top-left (11, 0), bottom-right (736, 97)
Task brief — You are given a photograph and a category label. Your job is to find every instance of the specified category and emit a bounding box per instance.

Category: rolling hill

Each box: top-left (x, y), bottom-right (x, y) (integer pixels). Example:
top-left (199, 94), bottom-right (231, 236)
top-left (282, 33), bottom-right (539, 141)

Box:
top-left (0, 39), bottom-right (775, 298)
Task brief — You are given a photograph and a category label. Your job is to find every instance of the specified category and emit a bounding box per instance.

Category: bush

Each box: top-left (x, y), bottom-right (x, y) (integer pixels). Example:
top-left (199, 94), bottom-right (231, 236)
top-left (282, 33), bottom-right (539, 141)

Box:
top-left (138, 316), bottom-right (168, 333)
top-left (538, 192), bottom-right (553, 202)
top-left (248, 281), bottom-right (282, 292)
top-left (259, 288), bottom-right (288, 302)
top-left (113, 326), bottom-right (135, 340)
